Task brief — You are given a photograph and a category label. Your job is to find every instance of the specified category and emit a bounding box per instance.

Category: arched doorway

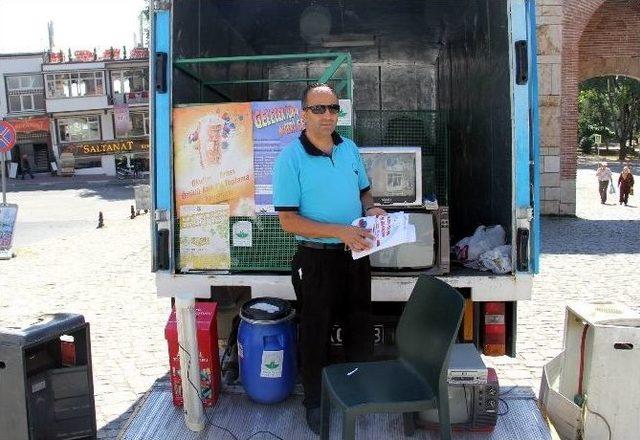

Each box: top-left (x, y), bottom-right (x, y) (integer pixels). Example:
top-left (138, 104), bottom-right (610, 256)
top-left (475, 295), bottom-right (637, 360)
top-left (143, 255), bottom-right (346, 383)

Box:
top-left (537, 0), bottom-right (640, 215)
top-left (576, 74), bottom-right (639, 211)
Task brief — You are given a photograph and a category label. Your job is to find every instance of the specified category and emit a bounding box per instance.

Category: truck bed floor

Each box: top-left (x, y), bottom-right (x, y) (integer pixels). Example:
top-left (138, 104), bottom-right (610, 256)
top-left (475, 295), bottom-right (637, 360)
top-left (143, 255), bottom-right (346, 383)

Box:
top-left (120, 377), bottom-right (551, 439)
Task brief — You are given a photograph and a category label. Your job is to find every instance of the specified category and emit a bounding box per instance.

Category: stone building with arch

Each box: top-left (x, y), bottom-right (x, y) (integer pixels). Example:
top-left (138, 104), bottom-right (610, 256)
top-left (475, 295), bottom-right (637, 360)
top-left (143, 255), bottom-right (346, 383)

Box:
top-left (537, 0), bottom-right (640, 215)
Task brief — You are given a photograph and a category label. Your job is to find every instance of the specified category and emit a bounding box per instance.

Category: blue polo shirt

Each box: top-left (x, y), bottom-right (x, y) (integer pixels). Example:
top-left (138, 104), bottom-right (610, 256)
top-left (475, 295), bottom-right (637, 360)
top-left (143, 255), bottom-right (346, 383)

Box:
top-left (273, 131), bottom-right (370, 243)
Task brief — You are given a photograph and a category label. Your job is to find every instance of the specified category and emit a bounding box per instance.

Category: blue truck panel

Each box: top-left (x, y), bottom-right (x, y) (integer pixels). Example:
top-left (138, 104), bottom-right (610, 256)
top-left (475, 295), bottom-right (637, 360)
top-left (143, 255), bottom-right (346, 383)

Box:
top-left (153, 10), bottom-right (171, 212)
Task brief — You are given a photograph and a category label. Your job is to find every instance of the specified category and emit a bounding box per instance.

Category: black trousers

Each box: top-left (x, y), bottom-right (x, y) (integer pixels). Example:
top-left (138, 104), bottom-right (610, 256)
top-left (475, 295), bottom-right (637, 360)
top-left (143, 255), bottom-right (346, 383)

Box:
top-left (598, 180), bottom-right (609, 203)
top-left (620, 189), bottom-right (630, 205)
top-left (291, 246), bottom-right (373, 408)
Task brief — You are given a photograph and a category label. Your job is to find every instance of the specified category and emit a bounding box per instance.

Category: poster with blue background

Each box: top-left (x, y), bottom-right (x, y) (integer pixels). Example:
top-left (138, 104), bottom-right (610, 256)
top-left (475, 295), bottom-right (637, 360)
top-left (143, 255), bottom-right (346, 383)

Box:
top-left (252, 101), bottom-right (304, 214)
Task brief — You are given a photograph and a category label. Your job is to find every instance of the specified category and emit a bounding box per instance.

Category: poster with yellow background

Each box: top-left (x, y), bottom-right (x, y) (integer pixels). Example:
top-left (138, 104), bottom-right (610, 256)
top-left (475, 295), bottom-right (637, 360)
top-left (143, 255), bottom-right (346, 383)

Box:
top-left (173, 103), bottom-right (255, 216)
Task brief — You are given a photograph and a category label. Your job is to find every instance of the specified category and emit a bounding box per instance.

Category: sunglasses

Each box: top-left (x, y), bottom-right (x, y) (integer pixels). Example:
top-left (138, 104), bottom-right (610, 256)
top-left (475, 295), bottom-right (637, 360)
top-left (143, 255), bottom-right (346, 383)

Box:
top-left (303, 104), bottom-right (341, 115)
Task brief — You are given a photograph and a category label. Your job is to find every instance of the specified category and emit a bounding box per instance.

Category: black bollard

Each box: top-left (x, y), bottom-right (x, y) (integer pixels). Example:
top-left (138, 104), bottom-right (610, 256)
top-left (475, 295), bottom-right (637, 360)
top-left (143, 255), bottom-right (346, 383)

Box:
top-left (97, 212), bottom-right (104, 229)
top-left (130, 205), bottom-right (136, 219)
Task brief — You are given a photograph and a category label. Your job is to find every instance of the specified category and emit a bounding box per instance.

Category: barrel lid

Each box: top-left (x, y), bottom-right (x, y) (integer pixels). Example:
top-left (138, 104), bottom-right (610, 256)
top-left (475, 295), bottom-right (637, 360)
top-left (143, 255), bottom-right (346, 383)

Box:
top-left (241, 297), bottom-right (293, 322)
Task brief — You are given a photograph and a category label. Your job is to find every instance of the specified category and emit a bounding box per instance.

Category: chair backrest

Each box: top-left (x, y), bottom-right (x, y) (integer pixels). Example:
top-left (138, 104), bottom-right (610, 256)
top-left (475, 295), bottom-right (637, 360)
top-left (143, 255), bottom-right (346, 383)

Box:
top-left (396, 275), bottom-right (465, 390)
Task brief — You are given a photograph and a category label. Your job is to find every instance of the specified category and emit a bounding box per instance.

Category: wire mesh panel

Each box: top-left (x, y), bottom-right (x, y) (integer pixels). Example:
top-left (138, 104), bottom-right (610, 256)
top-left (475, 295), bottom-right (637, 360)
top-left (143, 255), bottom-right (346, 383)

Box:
top-left (230, 215), bottom-right (297, 272)
top-left (354, 110), bottom-right (449, 204)
top-left (335, 125), bottom-right (354, 139)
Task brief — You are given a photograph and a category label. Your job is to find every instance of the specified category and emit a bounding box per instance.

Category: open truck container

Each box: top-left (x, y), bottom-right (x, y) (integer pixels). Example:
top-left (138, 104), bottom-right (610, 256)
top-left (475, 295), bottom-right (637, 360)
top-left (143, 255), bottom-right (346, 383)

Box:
top-left (149, 0), bottom-right (540, 428)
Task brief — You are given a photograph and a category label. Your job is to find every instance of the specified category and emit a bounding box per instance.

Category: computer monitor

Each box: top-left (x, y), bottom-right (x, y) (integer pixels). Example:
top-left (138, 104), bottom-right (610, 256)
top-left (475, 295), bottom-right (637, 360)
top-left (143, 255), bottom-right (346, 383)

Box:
top-left (359, 146), bottom-right (423, 208)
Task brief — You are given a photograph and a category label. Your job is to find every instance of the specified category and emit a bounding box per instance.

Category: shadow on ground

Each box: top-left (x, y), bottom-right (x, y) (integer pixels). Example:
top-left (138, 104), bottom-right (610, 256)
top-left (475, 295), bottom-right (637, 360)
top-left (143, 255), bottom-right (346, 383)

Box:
top-left (541, 217), bottom-right (640, 254)
top-left (76, 186), bottom-right (137, 202)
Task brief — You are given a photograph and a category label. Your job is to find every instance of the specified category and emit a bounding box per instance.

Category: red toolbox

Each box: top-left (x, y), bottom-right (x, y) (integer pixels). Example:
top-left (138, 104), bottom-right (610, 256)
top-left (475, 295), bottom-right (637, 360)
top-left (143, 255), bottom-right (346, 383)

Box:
top-left (165, 302), bottom-right (221, 407)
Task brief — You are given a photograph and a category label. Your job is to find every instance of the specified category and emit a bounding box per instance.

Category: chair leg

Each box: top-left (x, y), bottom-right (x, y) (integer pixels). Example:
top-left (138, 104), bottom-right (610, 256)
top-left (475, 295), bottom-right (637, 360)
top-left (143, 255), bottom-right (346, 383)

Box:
top-left (320, 382), bottom-right (331, 440)
top-left (438, 388), bottom-right (452, 440)
top-left (342, 412), bottom-right (356, 440)
top-left (402, 412), bottom-right (417, 437)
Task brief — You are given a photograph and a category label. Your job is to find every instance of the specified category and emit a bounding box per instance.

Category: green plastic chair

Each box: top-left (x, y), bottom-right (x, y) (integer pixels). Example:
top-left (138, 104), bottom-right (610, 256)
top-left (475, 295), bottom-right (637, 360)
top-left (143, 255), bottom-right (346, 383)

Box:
top-left (320, 275), bottom-right (465, 440)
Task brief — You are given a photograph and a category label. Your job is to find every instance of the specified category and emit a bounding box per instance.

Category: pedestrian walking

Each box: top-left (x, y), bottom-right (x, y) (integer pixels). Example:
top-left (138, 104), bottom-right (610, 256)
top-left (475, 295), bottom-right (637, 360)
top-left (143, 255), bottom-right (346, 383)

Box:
top-left (273, 83), bottom-right (386, 434)
top-left (20, 154), bottom-right (34, 180)
top-left (596, 162), bottom-right (612, 204)
top-left (618, 166), bottom-right (634, 206)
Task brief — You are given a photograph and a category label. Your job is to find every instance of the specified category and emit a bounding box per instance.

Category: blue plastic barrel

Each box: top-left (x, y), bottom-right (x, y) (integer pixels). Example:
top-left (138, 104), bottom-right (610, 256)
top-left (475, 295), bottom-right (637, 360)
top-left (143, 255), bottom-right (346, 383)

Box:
top-left (237, 297), bottom-right (296, 404)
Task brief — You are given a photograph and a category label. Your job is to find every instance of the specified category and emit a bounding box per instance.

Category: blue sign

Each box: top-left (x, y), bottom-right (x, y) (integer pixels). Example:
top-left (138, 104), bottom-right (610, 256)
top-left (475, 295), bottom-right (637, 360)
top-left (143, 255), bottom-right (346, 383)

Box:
top-left (252, 101), bottom-right (304, 214)
top-left (0, 121), bottom-right (17, 153)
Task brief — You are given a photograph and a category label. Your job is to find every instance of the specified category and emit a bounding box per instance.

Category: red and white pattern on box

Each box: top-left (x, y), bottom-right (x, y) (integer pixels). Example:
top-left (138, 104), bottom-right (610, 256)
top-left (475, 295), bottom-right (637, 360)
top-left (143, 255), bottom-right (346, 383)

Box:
top-left (164, 302), bottom-right (221, 407)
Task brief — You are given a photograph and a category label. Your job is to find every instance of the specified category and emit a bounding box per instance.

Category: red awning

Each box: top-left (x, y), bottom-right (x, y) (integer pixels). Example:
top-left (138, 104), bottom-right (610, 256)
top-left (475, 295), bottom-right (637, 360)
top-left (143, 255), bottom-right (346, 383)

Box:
top-left (6, 117), bottom-right (50, 134)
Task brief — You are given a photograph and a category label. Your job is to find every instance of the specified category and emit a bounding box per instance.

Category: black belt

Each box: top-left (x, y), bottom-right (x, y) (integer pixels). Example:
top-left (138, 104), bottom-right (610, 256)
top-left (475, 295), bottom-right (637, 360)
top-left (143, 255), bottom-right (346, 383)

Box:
top-left (298, 240), bottom-right (346, 250)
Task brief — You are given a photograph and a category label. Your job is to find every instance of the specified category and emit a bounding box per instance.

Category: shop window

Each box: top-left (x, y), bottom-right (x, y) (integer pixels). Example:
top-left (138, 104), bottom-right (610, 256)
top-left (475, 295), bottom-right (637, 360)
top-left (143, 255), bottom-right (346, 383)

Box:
top-left (110, 68), bottom-right (149, 95)
top-left (6, 74), bottom-right (45, 113)
top-left (57, 116), bottom-right (101, 143)
top-left (74, 157), bottom-right (103, 169)
top-left (45, 71), bottom-right (105, 98)
top-left (117, 112), bottom-right (149, 138)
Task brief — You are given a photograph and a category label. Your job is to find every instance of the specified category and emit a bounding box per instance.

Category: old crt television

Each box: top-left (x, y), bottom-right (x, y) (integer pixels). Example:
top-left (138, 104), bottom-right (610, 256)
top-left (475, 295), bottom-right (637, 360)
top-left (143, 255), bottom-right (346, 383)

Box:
top-left (359, 146), bottom-right (449, 273)
top-left (359, 146), bottom-right (422, 207)
top-left (418, 369), bottom-right (499, 432)
top-left (369, 211), bottom-right (435, 269)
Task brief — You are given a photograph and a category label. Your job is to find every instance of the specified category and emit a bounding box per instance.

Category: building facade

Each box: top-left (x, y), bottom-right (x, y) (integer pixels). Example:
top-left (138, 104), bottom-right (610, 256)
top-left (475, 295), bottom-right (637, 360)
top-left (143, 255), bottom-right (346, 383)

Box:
top-left (43, 54), bottom-right (149, 175)
top-left (0, 52), bottom-right (52, 175)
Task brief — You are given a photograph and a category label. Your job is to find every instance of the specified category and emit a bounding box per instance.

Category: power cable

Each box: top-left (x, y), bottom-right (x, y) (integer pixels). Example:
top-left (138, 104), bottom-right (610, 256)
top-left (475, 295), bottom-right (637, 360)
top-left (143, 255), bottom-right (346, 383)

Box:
top-left (178, 342), bottom-right (285, 440)
top-left (498, 397), bottom-right (510, 416)
top-left (584, 401), bottom-right (612, 440)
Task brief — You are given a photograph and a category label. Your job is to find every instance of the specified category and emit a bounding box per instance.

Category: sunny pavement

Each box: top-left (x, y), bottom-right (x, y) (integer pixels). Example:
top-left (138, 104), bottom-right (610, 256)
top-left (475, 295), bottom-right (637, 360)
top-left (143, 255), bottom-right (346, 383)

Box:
top-left (0, 167), bottom-right (638, 438)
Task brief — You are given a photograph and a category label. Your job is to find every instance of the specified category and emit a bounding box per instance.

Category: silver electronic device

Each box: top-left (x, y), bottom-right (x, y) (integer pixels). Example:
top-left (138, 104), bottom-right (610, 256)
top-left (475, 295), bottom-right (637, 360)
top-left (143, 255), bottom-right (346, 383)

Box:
top-left (447, 343), bottom-right (488, 385)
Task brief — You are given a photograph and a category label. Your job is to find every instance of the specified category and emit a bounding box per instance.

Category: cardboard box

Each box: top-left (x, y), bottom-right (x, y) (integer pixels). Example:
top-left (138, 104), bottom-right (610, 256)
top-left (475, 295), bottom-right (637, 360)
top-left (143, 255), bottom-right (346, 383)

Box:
top-left (165, 302), bottom-right (221, 407)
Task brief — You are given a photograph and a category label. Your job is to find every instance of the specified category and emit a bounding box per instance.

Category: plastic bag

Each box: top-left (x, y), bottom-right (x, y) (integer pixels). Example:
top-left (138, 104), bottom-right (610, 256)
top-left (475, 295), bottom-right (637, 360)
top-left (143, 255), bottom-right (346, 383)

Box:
top-left (479, 245), bottom-right (512, 274)
top-left (454, 225), bottom-right (506, 262)
top-left (609, 179), bottom-right (616, 194)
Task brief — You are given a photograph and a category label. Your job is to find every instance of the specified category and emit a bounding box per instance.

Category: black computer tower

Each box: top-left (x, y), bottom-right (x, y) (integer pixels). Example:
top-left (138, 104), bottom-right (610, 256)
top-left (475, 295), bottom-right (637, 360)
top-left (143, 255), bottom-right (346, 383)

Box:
top-left (0, 313), bottom-right (97, 439)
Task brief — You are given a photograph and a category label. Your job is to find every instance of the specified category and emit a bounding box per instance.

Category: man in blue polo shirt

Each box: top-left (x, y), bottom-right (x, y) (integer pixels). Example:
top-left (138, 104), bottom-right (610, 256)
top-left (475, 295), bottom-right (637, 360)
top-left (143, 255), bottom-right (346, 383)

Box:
top-left (273, 83), bottom-right (386, 434)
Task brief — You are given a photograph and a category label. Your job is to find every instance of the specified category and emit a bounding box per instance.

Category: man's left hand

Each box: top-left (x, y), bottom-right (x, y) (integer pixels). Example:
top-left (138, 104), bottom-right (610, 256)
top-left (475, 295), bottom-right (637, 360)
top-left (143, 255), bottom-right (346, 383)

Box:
top-left (365, 207), bottom-right (387, 216)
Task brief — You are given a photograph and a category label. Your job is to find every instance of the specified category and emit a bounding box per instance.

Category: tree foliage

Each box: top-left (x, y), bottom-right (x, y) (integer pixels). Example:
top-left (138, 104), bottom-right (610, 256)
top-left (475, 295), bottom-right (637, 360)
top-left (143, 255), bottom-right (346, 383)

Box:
top-left (578, 76), bottom-right (640, 160)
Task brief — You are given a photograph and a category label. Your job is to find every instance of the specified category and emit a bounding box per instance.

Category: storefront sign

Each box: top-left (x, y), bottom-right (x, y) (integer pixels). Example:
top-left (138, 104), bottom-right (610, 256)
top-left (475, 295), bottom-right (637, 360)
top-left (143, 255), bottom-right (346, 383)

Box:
top-left (64, 139), bottom-right (149, 156)
top-left (130, 47), bottom-right (149, 59)
top-left (6, 117), bottom-right (50, 134)
top-left (102, 48), bottom-right (121, 60)
top-left (74, 50), bottom-right (95, 62)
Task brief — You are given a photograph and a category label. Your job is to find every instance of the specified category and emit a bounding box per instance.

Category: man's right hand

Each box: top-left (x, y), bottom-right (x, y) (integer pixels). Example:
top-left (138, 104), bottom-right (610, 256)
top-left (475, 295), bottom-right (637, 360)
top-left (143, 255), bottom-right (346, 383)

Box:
top-left (339, 226), bottom-right (375, 252)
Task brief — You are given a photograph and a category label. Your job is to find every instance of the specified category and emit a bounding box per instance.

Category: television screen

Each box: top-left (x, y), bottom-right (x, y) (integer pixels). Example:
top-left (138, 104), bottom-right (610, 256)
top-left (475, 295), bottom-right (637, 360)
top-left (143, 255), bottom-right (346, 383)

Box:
top-left (359, 146), bottom-right (422, 207)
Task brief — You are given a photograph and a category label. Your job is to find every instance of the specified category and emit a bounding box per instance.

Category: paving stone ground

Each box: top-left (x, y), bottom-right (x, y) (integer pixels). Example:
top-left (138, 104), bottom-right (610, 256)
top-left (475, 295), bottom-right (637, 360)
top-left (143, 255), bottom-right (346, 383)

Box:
top-left (0, 165), bottom-right (638, 438)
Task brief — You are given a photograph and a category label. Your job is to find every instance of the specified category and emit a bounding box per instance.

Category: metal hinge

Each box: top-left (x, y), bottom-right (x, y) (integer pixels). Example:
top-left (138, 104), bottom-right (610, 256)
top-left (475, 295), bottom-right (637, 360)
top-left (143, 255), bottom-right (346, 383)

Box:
top-left (516, 207), bottom-right (533, 221)
top-left (155, 209), bottom-right (169, 222)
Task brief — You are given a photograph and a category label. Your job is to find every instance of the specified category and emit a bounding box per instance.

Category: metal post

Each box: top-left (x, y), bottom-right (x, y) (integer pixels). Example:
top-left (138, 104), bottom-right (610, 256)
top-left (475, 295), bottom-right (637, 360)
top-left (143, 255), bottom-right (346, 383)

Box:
top-left (1, 152), bottom-right (7, 205)
top-left (175, 296), bottom-right (205, 432)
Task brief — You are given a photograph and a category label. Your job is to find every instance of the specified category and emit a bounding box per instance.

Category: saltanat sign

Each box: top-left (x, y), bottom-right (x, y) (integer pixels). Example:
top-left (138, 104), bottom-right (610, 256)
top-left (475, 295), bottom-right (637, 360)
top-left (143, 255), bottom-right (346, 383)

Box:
top-left (63, 139), bottom-right (149, 156)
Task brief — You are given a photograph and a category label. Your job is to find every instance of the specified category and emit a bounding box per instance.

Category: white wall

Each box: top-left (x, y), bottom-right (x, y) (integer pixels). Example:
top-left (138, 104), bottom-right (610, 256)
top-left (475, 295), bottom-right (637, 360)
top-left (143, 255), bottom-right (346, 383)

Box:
top-left (46, 96), bottom-right (109, 113)
top-left (0, 54), bottom-right (45, 118)
top-left (101, 155), bottom-right (116, 176)
top-left (101, 112), bottom-right (114, 140)
top-left (42, 61), bottom-right (105, 72)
